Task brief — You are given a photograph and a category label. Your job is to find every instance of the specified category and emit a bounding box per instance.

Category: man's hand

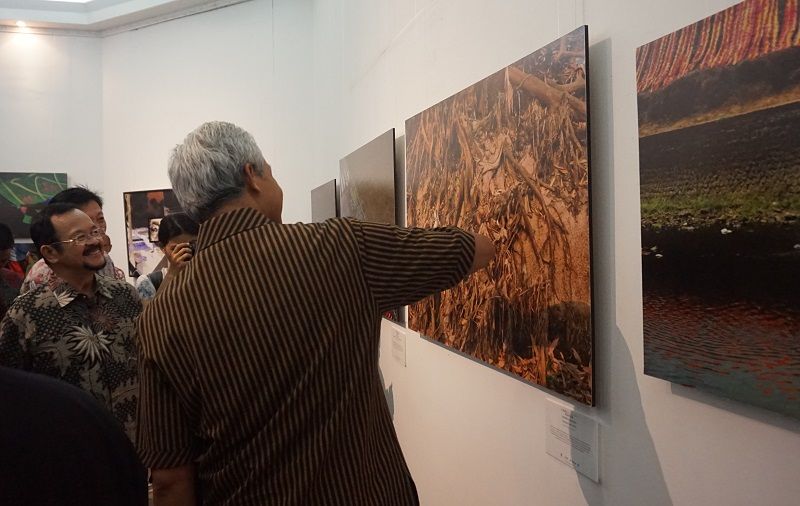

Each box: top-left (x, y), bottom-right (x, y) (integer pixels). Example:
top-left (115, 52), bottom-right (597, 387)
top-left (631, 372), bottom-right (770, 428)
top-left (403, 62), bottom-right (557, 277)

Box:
top-left (151, 465), bottom-right (196, 506)
top-left (469, 233), bottom-right (495, 273)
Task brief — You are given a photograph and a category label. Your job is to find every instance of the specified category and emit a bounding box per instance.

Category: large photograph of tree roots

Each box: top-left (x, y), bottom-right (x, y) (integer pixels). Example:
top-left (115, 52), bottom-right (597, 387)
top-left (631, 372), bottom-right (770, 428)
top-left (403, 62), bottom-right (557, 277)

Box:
top-left (406, 26), bottom-right (594, 404)
top-left (637, 0), bottom-right (800, 418)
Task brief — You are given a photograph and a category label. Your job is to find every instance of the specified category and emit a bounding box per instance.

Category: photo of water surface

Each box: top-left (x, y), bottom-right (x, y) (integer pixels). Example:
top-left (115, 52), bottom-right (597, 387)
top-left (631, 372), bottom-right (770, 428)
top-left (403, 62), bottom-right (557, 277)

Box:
top-left (637, 0), bottom-right (800, 418)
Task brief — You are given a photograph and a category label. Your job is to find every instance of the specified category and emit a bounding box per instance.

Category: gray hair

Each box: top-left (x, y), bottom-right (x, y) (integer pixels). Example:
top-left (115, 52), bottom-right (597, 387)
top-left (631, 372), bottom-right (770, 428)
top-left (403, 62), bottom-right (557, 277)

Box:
top-left (168, 121), bottom-right (265, 222)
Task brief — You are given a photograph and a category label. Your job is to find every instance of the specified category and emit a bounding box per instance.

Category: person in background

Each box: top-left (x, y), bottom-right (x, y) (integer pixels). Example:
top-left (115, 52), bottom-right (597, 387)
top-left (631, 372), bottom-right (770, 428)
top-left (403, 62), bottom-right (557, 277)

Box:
top-left (21, 187), bottom-right (125, 294)
top-left (0, 366), bottom-right (148, 506)
top-left (135, 213), bottom-right (199, 300)
top-left (136, 121), bottom-right (495, 506)
top-left (0, 223), bottom-right (23, 314)
top-left (0, 223), bottom-right (25, 278)
top-left (0, 203), bottom-right (141, 441)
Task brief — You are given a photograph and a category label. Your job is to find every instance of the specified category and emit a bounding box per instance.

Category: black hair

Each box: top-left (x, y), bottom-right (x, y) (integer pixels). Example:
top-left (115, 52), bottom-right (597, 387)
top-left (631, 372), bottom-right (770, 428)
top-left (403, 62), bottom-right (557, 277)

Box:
top-left (49, 186), bottom-right (103, 208)
top-left (30, 203), bottom-right (81, 254)
top-left (0, 223), bottom-right (13, 250)
top-left (157, 213), bottom-right (199, 247)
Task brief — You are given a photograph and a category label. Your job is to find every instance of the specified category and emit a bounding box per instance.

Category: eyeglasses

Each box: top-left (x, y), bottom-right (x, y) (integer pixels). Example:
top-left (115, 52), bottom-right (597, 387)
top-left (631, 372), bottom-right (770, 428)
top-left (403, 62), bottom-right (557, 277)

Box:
top-left (50, 228), bottom-right (104, 247)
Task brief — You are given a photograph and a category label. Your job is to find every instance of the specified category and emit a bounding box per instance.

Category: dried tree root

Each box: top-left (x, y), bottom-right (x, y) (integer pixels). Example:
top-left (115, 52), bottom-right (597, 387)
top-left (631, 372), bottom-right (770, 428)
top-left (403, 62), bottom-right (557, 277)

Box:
top-left (507, 66), bottom-right (586, 117)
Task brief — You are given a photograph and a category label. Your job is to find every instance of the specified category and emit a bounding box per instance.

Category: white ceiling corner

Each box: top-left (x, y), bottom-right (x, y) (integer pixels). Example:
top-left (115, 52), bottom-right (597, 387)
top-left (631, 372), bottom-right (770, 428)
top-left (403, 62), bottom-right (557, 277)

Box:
top-left (0, 0), bottom-right (251, 36)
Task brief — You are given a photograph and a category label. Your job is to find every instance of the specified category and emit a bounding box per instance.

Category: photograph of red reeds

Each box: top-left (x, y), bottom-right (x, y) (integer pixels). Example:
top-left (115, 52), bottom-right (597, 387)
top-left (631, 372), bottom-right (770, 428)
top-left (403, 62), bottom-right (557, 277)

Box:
top-left (637, 0), bottom-right (800, 418)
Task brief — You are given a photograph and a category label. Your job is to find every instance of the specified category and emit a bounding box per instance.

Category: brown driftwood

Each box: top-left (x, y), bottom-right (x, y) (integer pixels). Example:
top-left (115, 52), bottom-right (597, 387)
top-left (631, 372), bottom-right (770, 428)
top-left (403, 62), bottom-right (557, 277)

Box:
top-left (552, 76), bottom-right (586, 94)
top-left (508, 66), bottom-right (586, 117)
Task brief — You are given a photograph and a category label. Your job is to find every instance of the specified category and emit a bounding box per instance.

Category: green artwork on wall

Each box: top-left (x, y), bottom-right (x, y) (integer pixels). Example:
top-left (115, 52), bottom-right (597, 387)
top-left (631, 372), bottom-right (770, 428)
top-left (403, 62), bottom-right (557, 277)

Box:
top-left (0, 173), bottom-right (69, 238)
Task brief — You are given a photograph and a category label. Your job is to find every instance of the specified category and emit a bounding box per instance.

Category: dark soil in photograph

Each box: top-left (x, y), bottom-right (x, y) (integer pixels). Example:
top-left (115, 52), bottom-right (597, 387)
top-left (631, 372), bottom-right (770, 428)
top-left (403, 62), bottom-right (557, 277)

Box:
top-left (640, 101), bottom-right (800, 418)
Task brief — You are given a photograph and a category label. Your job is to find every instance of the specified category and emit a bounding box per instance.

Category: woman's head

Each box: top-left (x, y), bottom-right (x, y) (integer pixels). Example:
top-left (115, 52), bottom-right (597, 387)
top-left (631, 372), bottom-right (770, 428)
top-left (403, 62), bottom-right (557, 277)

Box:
top-left (157, 213), bottom-right (199, 250)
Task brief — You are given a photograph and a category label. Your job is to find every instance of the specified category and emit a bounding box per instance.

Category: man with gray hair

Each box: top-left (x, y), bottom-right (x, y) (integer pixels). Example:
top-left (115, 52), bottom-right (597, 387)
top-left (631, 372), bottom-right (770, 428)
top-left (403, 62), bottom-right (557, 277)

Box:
top-left (137, 121), bottom-right (494, 506)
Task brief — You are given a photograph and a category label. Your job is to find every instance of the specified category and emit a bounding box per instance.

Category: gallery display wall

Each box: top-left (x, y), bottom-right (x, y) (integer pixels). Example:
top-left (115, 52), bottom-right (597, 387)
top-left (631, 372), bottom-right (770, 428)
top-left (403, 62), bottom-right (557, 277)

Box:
top-left (1, 1), bottom-right (798, 505)
top-left (310, 0), bottom-right (800, 505)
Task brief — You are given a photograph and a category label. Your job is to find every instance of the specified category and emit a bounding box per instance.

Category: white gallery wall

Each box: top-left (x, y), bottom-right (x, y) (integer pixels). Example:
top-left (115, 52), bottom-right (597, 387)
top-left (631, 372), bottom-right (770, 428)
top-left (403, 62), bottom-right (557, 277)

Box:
top-left (310, 0), bottom-right (800, 505)
top-left (0, 31), bottom-right (102, 197)
top-left (0, 0), bottom-right (798, 505)
top-left (101, 0), bottom-right (313, 273)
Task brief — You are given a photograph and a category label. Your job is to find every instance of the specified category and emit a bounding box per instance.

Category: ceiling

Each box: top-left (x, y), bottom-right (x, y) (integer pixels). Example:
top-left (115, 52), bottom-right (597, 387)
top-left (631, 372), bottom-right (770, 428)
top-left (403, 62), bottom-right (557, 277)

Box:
top-left (0, 0), bottom-right (250, 35)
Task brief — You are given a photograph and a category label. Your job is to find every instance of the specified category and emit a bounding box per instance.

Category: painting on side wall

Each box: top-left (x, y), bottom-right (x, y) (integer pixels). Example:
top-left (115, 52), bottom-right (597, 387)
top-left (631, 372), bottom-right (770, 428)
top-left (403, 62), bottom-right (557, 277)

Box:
top-left (340, 128), bottom-right (404, 324)
top-left (0, 173), bottom-right (68, 238)
top-left (637, 0), bottom-right (800, 418)
top-left (123, 189), bottom-right (182, 278)
top-left (406, 26), bottom-right (594, 405)
top-left (311, 179), bottom-right (339, 223)
top-left (339, 129), bottom-right (397, 225)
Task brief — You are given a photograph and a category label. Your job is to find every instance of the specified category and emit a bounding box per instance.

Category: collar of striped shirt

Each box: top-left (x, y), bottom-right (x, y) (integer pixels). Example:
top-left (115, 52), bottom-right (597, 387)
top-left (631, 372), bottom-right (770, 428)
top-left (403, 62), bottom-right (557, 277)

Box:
top-left (196, 207), bottom-right (274, 252)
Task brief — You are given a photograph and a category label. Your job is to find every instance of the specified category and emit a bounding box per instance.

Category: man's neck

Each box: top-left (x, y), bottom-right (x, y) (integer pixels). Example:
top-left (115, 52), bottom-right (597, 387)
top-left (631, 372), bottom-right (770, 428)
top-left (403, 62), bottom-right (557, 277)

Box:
top-left (211, 199), bottom-right (252, 219)
top-left (51, 267), bottom-right (96, 296)
top-left (210, 194), bottom-right (280, 222)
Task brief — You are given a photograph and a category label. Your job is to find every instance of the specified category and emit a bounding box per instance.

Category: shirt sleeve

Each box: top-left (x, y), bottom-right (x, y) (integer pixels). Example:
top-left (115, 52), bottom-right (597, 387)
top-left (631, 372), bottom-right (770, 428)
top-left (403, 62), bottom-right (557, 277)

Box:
top-left (18, 278), bottom-right (33, 295)
top-left (135, 276), bottom-right (156, 300)
top-left (0, 307), bottom-right (25, 369)
top-left (136, 352), bottom-right (201, 469)
top-left (136, 311), bottom-right (200, 469)
top-left (20, 259), bottom-right (49, 295)
top-left (349, 219), bottom-right (475, 313)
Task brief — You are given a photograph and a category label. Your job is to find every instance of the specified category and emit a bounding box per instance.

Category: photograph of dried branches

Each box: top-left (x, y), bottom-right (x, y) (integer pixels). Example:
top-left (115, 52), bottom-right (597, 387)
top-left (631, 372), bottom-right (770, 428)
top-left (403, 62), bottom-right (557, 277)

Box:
top-left (406, 26), bottom-right (594, 405)
top-left (637, 0), bottom-right (800, 418)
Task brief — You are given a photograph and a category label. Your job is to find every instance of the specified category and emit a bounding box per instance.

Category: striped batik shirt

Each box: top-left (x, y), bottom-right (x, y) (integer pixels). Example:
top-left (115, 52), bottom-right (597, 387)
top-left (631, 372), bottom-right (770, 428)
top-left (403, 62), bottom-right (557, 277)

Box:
top-left (136, 207), bottom-right (474, 506)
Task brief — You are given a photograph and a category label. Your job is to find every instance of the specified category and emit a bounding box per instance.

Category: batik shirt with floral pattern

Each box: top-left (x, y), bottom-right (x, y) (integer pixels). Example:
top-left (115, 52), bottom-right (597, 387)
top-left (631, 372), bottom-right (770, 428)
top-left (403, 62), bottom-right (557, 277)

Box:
top-left (0, 274), bottom-right (142, 441)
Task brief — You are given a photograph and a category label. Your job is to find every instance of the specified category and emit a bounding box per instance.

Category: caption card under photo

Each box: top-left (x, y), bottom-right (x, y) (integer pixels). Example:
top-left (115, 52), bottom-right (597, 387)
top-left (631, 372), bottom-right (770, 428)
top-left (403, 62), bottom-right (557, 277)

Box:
top-left (546, 398), bottom-right (599, 482)
top-left (390, 326), bottom-right (407, 367)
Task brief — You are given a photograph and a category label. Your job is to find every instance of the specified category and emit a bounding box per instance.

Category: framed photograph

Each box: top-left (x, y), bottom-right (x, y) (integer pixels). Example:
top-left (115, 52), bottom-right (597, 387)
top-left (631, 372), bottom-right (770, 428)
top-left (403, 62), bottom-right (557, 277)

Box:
top-left (406, 27), bottom-right (595, 405)
top-left (636, 0), bottom-right (800, 418)
top-left (123, 189), bottom-right (182, 277)
top-left (311, 179), bottom-right (339, 222)
top-left (148, 218), bottom-right (162, 243)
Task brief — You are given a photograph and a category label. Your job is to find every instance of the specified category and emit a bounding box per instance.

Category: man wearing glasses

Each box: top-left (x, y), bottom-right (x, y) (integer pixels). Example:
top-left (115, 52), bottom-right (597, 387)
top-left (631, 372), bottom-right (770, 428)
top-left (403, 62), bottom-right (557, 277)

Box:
top-left (0, 203), bottom-right (142, 441)
top-left (20, 186), bottom-right (126, 294)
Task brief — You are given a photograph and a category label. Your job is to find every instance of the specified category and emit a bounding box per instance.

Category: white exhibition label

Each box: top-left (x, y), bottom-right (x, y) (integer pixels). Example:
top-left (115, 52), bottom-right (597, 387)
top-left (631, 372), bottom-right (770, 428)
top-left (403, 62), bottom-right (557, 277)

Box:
top-left (545, 398), bottom-right (599, 482)
top-left (391, 328), bottom-right (407, 367)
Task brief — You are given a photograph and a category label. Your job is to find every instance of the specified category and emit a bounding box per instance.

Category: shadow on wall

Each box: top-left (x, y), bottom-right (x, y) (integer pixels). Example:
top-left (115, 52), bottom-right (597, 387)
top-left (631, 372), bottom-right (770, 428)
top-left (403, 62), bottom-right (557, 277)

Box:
top-left (576, 37), bottom-right (673, 506)
top-left (379, 367), bottom-right (395, 419)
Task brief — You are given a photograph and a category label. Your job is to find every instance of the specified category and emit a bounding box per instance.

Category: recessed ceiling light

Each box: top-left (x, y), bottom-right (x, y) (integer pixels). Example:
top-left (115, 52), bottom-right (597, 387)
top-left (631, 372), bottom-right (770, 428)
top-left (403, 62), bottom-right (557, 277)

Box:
top-left (16, 21), bottom-right (26, 27)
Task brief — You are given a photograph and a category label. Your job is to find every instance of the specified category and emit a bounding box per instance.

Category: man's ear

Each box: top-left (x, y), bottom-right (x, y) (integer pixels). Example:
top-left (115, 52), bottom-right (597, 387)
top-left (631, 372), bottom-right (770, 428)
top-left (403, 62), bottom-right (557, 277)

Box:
top-left (40, 245), bottom-right (60, 265)
top-left (243, 163), bottom-right (262, 194)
